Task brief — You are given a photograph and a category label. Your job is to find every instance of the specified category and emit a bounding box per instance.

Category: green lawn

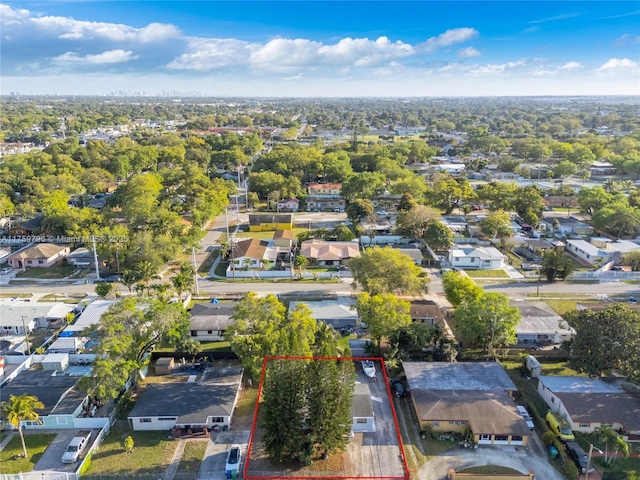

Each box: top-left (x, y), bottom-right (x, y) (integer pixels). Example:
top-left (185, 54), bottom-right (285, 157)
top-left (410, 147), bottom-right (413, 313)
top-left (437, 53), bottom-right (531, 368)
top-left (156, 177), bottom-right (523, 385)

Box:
top-left (234, 386), bottom-right (259, 419)
top-left (176, 440), bottom-right (207, 474)
top-left (235, 227), bottom-right (309, 240)
top-left (459, 466), bottom-right (522, 474)
top-left (0, 434), bottom-right (56, 474)
top-left (464, 269), bottom-right (509, 278)
top-left (15, 264), bottom-right (78, 279)
top-left (0, 292), bottom-right (32, 298)
top-left (197, 251), bottom-right (216, 277)
top-left (39, 293), bottom-right (87, 303)
top-left (85, 424), bottom-right (177, 475)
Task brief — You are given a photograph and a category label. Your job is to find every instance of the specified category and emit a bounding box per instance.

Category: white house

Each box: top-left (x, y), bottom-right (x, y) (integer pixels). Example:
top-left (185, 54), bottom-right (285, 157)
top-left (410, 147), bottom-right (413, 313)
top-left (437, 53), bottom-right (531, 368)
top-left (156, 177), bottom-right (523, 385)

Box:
top-left (0, 300), bottom-right (75, 335)
top-left (448, 245), bottom-right (505, 270)
top-left (189, 302), bottom-right (236, 341)
top-left (127, 367), bottom-right (243, 431)
top-left (351, 383), bottom-right (375, 433)
top-left (565, 238), bottom-right (640, 266)
top-left (289, 299), bottom-right (358, 329)
top-left (277, 198), bottom-right (300, 212)
top-left (510, 301), bottom-right (575, 345)
top-left (538, 376), bottom-right (640, 442)
top-left (232, 237), bottom-right (268, 269)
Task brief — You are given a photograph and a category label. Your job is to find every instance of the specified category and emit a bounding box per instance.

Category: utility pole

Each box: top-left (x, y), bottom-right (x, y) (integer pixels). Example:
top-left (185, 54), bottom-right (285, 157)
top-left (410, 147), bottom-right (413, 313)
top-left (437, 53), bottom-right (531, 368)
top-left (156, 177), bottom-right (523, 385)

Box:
top-left (92, 235), bottom-right (101, 281)
top-left (192, 247), bottom-right (199, 295)
top-left (21, 316), bottom-right (30, 355)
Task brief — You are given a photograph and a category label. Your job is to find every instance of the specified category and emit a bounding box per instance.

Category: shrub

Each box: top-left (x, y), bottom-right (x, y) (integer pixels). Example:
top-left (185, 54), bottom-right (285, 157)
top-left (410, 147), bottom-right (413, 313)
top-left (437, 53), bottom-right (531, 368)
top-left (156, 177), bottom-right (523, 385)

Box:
top-left (542, 431), bottom-right (556, 447)
top-left (565, 460), bottom-right (579, 480)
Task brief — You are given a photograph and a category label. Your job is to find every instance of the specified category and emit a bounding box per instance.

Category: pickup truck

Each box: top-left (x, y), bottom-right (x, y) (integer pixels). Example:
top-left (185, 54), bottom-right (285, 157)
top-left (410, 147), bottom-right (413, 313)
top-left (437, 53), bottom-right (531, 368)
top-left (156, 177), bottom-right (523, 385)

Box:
top-left (62, 430), bottom-right (92, 463)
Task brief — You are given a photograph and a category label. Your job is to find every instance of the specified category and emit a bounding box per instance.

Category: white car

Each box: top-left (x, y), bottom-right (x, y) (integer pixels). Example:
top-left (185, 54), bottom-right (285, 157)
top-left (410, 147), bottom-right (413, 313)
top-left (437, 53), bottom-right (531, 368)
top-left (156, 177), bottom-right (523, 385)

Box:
top-left (0, 266), bottom-right (12, 275)
top-left (516, 405), bottom-right (535, 430)
top-left (225, 444), bottom-right (241, 477)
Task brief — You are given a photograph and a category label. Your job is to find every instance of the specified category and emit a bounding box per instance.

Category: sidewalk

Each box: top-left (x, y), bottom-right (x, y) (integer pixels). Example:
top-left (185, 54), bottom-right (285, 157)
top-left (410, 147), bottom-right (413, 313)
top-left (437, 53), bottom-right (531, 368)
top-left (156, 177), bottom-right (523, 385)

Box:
top-left (0, 431), bottom-right (15, 451)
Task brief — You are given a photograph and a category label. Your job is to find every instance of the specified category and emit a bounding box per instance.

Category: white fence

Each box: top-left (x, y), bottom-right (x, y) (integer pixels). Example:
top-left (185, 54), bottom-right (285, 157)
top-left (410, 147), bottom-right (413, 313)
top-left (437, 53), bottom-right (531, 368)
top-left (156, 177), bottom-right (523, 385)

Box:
top-left (226, 268), bottom-right (341, 279)
top-left (1, 474), bottom-right (78, 480)
top-left (75, 421), bottom-right (111, 476)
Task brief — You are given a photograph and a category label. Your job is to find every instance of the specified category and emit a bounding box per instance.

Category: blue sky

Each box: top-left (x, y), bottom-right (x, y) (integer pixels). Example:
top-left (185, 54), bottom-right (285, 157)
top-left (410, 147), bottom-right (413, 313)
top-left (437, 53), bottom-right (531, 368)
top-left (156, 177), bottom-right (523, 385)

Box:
top-left (1, 1), bottom-right (639, 96)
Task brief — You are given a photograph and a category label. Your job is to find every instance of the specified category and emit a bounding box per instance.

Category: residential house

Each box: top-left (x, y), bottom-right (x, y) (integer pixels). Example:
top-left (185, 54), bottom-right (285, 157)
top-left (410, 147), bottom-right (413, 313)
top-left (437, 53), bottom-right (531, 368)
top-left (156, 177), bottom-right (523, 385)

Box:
top-left (248, 214), bottom-right (293, 232)
top-left (403, 362), bottom-right (530, 446)
top-left (232, 238), bottom-right (268, 270)
top-left (289, 298), bottom-right (358, 329)
top-left (538, 376), bottom-right (640, 442)
top-left (410, 300), bottom-right (445, 329)
top-left (544, 196), bottom-right (578, 209)
top-left (590, 162), bottom-right (617, 176)
top-left (189, 302), bottom-right (236, 341)
top-left (565, 238), bottom-right (640, 266)
top-left (6, 243), bottom-right (71, 269)
top-left (299, 239), bottom-right (361, 266)
top-left (6, 216), bottom-right (42, 237)
top-left (273, 229), bottom-right (295, 249)
top-left (351, 383), bottom-right (375, 433)
top-left (441, 216), bottom-right (468, 234)
top-left (47, 336), bottom-right (85, 354)
top-left (127, 366), bottom-right (243, 431)
top-left (510, 301), bottom-right (575, 345)
top-left (64, 299), bottom-right (117, 334)
top-left (306, 183), bottom-right (345, 212)
top-left (66, 247), bottom-right (100, 269)
top-left (0, 300), bottom-right (75, 335)
top-left (524, 239), bottom-right (554, 256)
top-left (448, 245), bottom-right (506, 270)
top-left (1, 369), bottom-right (107, 430)
top-left (394, 245), bottom-right (424, 265)
top-left (540, 216), bottom-right (594, 236)
top-left (277, 198), bottom-right (300, 212)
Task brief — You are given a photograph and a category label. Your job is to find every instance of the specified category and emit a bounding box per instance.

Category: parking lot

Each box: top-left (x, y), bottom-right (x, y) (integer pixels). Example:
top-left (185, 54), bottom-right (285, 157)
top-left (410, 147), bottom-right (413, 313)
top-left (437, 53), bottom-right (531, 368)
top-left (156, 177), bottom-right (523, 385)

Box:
top-left (32, 429), bottom-right (95, 473)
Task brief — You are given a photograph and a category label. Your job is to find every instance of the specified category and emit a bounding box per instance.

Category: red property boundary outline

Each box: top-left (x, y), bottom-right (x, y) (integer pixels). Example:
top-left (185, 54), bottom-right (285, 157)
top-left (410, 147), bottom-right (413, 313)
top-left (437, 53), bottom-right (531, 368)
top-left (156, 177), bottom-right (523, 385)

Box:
top-left (244, 355), bottom-right (410, 480)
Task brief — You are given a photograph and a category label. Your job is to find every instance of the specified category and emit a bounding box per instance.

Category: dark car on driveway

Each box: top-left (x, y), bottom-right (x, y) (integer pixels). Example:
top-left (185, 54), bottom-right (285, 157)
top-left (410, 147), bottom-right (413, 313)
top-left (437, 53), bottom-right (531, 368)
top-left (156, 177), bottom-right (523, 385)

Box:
top-left (392, 381), bottom-right (407, 398)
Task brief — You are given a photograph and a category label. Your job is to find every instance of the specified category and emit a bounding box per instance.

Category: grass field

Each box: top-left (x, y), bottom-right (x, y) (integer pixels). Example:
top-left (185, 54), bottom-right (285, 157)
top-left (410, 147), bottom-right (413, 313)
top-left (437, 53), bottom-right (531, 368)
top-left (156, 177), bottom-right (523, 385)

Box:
top-left (15, 264), bottom-right (78, 279)
top-left (464, 269), bottom-right (510, 278)
top-left (86, 424), bottom-right (177, 475)
top-left (0, 434), bottom-right (56, 474)
top-left (176, 440), bottom-right (207, 474)
top-left (197, 251), bottom-right (216, 277)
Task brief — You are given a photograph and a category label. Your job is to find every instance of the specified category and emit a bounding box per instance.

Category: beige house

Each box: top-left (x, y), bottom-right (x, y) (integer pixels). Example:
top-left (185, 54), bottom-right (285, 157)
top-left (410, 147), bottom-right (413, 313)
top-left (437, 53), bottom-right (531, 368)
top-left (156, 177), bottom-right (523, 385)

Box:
top-left (299, 239), bottom-right (360, 266)
top-left (7, 243), bottom-right (70, 269)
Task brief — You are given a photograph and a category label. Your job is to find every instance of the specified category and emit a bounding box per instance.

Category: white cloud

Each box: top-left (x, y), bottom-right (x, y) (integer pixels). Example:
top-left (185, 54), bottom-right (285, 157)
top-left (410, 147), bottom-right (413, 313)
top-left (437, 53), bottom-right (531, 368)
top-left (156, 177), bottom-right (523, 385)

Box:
top-left (596, 58), bottom-right (640, 74)
top-left (251, 38), bottom-right (322, 66)
top-left (53, 49), bottom-right (139, 64)
top-left (418, 28), bottom-right (478, 53)
top-left (166, 38), bottom-right (256, 70)
top-left (468, 59), bottom-right (526, 76)
top-left (615, 34), bottom-right (640, 46)
top-left (529, 13), bottom-right (580, 24)
top-left (532, 61), bottom-right (582, 77)
top-left (319, 36), bottom-right (414, 67)
top-left (457, 47), bottom-right (481, 58)
top-left (1, 4), bottom-right (180, 43)
top-left (559, 61), bottom-right (582, 70)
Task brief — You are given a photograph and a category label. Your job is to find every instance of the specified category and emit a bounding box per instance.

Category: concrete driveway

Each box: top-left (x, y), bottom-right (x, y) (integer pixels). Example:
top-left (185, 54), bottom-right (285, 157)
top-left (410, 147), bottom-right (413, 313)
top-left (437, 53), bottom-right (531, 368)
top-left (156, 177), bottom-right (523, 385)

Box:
top-left (198, 430), bottom-right (250, 480)
top-left (32, 429), bottom-right (94, 473)
top-left (415, 432), bottom-right (565, 480)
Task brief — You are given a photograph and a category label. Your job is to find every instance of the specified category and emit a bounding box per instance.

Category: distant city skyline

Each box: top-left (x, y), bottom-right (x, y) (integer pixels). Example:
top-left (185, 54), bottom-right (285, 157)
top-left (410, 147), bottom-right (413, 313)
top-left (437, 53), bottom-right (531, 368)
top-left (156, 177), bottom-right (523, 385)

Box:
top-left (1, 1), bottom-right (639, 97)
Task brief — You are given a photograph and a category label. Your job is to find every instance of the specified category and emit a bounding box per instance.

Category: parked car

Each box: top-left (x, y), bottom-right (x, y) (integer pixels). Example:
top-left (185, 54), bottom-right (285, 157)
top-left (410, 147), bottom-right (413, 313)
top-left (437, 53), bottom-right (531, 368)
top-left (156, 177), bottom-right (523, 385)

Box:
top-left (225, 444), bottom-right (242, 478)
top-left (546, 411), bottom-right (575, 442)
top-left (61, 430), bottom-right (92, 463)
top-left (565, 441), bottom-right (595, 473)
top-left (516, 405), bottom-right (535, 430)
top-left (0, 266), bottom-right (12, 275)
top-left (392, 381), bottom-right (407, 398)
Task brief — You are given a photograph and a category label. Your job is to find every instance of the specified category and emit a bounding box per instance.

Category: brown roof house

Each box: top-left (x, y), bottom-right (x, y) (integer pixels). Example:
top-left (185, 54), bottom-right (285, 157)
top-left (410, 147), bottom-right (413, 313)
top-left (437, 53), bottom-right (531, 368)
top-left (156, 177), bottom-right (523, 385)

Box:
top-left (273, 229), bottom-right (295, 249)
top-left (231, 238), bottom-right (268, 271)
top-left (404, 362), bottom-right (531, 447)
top-left (538, 376), bottom-right (640, 442)
top-left (7, 243), bottom-right (70, 270)
top-left (410, 300), bottom-right (445, 328)
top-left (299, 239), bottom-right (360, 266)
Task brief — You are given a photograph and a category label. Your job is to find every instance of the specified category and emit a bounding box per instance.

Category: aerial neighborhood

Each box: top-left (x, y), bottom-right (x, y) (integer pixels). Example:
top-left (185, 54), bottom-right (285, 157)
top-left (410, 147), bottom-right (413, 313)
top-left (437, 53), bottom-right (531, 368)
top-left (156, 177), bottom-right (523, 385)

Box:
top-left (1, 94), bottom-right (639, 480)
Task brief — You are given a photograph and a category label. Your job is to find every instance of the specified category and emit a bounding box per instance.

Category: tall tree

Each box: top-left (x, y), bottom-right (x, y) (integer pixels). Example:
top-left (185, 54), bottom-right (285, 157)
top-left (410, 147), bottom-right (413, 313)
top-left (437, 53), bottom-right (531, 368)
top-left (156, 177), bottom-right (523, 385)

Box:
top-left (563, 304), bottom-right (640, 382)
top-left (356, 293), bottom-right (411, 348)
top-left (453, 292), bottom-right (521, 354)
top-left (1, 394), bottom-right (45, 458)
top-left (395, 205), bottom-right (439, 239)
top-left (480, 209), bottom-right (513, 239)
top-left (84, 298), bottom-right (190, 399)
top-left (349, 247), bottom-right (429, 295)
top-left (345, 198), bottom-right (374, 224)
top-left (540, 250), bottom-right (574, 282)
top-left (442, 270), bottom-right (483, 307)
top-left (423, 220), bottom-right (453, 251)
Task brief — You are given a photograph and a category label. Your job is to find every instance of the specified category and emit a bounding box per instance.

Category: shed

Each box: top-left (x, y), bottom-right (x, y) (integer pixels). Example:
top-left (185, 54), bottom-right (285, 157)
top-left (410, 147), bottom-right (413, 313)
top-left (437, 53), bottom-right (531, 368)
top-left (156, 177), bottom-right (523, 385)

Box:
top-left (156, 357), bottom-right (175, 375)
top-left (42, 353), bottom-right (69, 372)
top-left (525, 355), bottom-right (542, 378)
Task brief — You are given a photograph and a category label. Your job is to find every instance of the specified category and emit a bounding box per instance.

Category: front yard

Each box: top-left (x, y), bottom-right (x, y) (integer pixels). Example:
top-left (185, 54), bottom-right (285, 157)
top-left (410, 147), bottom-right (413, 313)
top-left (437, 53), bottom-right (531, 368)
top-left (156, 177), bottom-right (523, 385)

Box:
top-left (14, 264), bottom-right (81, 279)
top-left (84, 424), bottom-right (177, 475)
top-left (464, 269), bottom-right (510, 278)
top-left (0, 433), bottom-right (56, 474)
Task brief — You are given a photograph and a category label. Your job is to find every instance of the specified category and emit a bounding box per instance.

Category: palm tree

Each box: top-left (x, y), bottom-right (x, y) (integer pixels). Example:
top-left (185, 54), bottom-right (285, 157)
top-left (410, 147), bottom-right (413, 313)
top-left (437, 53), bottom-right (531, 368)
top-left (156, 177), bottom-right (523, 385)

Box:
top-left (120, 270), bottom-right (140, 295)
top-left (2, 394), bottom-right (45, 458)
top-left (171, 271), bottom-right (194, 300)
top-left (594, 425), bottom-right (629, 464)
top-left (135, 261), bottom-right (158, 295)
